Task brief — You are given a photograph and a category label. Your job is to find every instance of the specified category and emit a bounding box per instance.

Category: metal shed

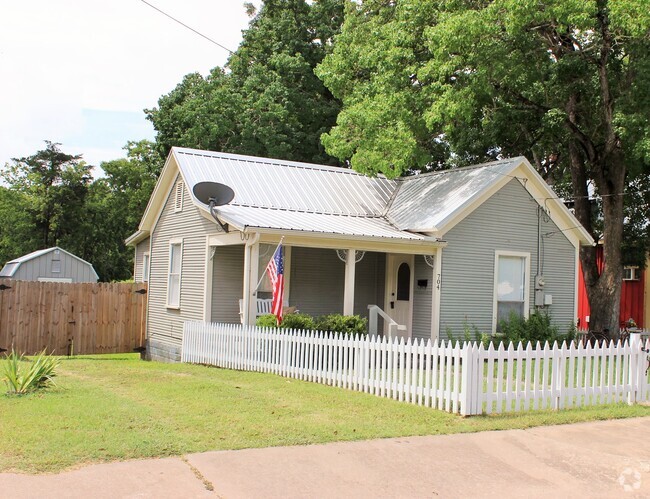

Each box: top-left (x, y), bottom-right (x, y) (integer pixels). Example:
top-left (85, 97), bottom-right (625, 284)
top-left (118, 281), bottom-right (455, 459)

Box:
top-left (0, 247), bottom-right (99, 283)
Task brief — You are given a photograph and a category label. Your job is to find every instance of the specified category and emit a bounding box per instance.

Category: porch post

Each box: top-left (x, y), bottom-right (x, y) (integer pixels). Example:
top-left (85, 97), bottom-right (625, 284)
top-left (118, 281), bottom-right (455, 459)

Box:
top-left (344, 248), bottom-right (356, 315)
top-left (242, 235), bottom-right (260, 325)
top-left (431, 247), bottom-right (443, 341)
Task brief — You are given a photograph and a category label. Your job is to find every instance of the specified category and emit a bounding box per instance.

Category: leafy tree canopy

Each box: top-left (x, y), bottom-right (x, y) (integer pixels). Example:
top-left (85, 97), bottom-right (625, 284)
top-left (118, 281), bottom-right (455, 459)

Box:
top-left (317, 0), bottom-right (650, 332)
top-left (146, 0), bottom-right (345, 165)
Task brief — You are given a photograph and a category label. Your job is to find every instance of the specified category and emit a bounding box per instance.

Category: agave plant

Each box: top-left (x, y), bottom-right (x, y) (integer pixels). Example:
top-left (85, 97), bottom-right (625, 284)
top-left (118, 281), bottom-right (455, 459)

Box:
top-left (3, 349), bottom-right (60, 395)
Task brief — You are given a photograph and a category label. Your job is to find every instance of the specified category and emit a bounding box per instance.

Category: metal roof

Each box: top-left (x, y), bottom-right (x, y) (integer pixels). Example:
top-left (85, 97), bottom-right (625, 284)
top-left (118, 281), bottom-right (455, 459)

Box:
top-left (173, 148), bottom-right (396, 217)
top-left (217, 205), bottom-right (431, 241)
top-left (0, 247), bottom-right (99, 279)
top-left (387, 158), bottom-right (524, 231)
top-left (133, 149), bottom-right (589, 247)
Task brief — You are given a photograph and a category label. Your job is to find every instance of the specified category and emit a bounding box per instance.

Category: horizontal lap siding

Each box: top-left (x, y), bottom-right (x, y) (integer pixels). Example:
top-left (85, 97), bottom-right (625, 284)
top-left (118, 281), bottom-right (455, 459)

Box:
top-left (290, 247), bottom-right (345, 316)
top-left (148, 174), bottom-right (216, 356)
top-left (440, 179), bottom-right (575, 338)
top-left (211, 244), bottom-right (244, 323)
top-left (134, 238), bottom-right (150, 282)
top-left (353, 252), bottom-right (385, 319)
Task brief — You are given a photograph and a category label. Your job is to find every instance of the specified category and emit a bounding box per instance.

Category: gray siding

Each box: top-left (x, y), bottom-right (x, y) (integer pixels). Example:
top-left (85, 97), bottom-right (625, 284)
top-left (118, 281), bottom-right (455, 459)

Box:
top-left (289, 247), bottom-right (384, 320)
top-left (11, 250), bottom-right (97, 282)
top-left (134, 237), bottom-right (150, 282)
top-left (353, 252), bottom-right (385, 319)
top-left (440, 179), bottom-right (576, 337)
top-left (147, 174), bottom-right (217, 351)
top-left (412, 255), bottom-right (433, 341)
top-left (211, 244), bottom-right (245, 323)
top-left (290, 247), bottom-right (345, 316)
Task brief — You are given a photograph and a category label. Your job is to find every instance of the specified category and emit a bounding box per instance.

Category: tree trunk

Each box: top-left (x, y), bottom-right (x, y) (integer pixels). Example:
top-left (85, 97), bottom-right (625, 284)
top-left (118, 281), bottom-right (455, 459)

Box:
top-left (574, 150), bottom-right (626, 336)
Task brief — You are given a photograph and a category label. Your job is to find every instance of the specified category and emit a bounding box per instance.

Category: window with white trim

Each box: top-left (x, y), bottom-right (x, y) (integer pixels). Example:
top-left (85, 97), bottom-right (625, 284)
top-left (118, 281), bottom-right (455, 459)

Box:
top-left (494, 252), bottom-right (530, 330)
top-left (142, 253), bottom-right (150, 282)
top-left (167, 240), bottom-right (182, 308)
top-left (174, 180), bottom-right (184, 212)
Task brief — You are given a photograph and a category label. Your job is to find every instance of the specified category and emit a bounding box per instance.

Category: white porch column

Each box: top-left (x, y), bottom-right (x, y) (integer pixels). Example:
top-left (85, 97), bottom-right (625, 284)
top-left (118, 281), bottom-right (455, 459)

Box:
top-left (242, 235), bottom-right (260, 325)
top-left (343, 248), bottom-right (356, 315)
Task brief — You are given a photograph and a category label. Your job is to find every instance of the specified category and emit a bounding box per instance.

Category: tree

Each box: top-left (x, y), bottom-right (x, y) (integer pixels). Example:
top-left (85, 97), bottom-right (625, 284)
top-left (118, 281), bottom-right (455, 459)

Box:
top-left (146, 0), bottom-right (345, 165)
top-left (1, 141), bottom-right (93, 252)
top-left (84, 140), bottom-right (160, 282)
top-left (317, 0), bottom-right (650, 334)
top-left (0, 186), bottom-right (38, 265)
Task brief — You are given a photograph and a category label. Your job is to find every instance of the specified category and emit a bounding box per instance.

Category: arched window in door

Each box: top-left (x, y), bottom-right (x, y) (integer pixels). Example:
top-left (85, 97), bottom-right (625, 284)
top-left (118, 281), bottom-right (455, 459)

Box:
top-left (396, 262), bottom-right (410, 300)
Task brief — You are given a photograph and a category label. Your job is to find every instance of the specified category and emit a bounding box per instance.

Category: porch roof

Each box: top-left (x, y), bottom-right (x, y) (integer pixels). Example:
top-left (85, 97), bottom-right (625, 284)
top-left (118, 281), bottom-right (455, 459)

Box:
top-left (217, 205), bottom-right (433, 241)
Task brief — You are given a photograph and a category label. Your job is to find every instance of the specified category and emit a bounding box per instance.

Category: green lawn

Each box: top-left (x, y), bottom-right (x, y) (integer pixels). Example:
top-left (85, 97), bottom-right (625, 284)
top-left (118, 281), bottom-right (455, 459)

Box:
top-left (1, 354), bottom-right (649, 474)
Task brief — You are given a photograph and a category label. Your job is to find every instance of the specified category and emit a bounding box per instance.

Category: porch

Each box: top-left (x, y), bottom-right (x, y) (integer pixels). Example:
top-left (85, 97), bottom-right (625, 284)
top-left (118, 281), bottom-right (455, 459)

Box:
top-left (202, 233), bottom-right (443, 341)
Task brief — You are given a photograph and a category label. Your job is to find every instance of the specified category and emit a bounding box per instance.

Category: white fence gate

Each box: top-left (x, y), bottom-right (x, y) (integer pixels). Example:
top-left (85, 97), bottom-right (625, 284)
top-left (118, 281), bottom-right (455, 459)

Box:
top-left (181, 322), bottom-right (650, 416)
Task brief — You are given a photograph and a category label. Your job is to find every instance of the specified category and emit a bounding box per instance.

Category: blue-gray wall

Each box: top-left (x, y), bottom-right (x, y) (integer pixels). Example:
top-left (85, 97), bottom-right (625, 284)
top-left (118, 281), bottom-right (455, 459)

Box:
top-left (439, 178), bottom-right (576, 337)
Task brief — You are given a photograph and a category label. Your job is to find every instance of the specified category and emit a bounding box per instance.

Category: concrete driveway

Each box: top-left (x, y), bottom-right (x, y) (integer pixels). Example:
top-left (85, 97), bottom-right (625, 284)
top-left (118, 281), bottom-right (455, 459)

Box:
top-left (1, 417), bottom-right (649, 498)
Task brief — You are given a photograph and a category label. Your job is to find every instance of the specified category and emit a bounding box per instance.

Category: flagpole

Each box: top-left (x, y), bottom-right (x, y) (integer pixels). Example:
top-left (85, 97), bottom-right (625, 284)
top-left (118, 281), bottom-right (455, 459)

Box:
top-left (253, 236), bottom-right (284, 294)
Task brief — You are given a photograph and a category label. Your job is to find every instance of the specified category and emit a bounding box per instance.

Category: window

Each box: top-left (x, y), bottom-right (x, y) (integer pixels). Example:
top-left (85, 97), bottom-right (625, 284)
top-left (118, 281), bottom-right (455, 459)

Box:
top-left (396, 262), bottom-right (411, 300)
top-left (494, 251), bottom-right (530, 330)
top-left (174, 180), bottom-right (184, 212)
top-left (51, 250), bottom-right (61, 273)
top-left (142, 253), bottom-right (150, 282)
top-left (623, 266), bottom-right (640, 281)
top-left (167, 240), bottom-right (182, 308)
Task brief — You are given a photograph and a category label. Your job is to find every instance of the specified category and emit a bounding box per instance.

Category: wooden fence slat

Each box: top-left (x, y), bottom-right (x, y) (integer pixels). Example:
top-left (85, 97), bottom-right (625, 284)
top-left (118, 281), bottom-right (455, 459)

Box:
top-left (0, 279), bottom-right (147, 355)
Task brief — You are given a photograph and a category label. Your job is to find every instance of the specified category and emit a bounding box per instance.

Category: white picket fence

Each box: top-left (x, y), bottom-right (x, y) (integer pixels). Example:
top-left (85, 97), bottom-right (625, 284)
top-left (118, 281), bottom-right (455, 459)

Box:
top-left (181, 322), bottom-right (650, 416)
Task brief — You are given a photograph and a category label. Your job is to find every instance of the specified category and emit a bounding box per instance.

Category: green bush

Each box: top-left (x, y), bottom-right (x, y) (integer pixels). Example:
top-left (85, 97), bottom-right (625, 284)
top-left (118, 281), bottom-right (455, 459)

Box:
top-left (313, 314), bottom-right (368, 337)
top-left (256, 313), bottom-right (315, 330)
top-left (255, 313), bottom-right (367, 336)
top-left (3, 349), bottom-right (60, 395)
top-left (493, 311), bottom-right (576, 347)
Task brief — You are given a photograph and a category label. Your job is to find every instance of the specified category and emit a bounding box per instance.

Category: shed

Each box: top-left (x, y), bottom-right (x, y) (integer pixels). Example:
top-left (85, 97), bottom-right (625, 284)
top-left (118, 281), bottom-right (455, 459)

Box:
top-left (0, 247), bottom-right (99, 283)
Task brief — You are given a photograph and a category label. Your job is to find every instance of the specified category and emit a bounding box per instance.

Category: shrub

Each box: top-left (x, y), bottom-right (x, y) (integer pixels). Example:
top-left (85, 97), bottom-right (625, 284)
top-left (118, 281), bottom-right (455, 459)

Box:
top-left (3, 349), bottom-right (60, 395)
top-left (255, 313), bottom-right (367, 336)
top-left (256, 313), bottom-right (315, 330)
top-left (494, 311), bottom-right (575, 347)
top-left (313, 314), bottom-right (368, 337)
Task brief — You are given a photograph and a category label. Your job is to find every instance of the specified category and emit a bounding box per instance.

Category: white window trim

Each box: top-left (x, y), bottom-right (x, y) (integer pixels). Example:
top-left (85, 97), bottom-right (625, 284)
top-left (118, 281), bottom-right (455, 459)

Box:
top-left (174, 180), bottom-right (184, 213)
top-left (166, 238), bottom-right (183, 309)
top-left (142, 252), bottom-right (150, 283)
top-left (492, 250), bottom-right (531, 332)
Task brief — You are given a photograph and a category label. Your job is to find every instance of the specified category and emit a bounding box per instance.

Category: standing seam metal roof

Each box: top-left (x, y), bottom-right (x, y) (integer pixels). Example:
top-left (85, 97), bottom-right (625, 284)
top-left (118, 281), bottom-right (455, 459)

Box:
top-left (174, 148), bottom-right (396, 217)
top-left (171, 149), bottom-right (538, 240)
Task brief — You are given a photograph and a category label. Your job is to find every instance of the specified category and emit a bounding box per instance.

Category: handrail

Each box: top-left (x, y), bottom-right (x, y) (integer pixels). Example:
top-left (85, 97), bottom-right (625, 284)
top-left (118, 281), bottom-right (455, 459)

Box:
top-left (367, 304), bottom-right (407, 338)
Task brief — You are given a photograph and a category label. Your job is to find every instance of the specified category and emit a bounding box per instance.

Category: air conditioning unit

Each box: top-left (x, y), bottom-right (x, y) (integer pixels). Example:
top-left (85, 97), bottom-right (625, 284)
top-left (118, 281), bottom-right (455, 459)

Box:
top-left (623, 266), bottom-right (640, 281)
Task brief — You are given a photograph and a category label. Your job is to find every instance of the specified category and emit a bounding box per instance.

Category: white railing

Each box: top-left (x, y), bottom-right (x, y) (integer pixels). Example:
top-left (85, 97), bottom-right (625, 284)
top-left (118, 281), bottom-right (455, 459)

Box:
top-left (367, 304), bottom-right (407, 338)
top-left (182, 322), bottom-right (650, 416)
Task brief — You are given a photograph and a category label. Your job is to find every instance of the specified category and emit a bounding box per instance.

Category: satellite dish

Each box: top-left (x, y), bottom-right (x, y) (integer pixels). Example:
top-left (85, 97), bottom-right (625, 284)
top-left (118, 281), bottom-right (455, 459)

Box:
top-left (192, 182), bottom-right (235, 233)
top-left (193, 181), bottom-right (235, 206)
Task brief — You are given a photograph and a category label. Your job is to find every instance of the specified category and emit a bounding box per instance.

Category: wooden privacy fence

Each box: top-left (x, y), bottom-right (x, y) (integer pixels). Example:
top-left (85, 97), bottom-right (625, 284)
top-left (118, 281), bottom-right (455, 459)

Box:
top-left (182, 322), bottom-right (650, 416)
top-left (0, 279), bottom-right (147, 355)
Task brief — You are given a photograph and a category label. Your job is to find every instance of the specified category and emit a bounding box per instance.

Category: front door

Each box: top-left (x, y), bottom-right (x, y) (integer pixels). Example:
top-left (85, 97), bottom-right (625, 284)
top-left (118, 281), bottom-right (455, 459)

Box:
top-left (385, 254), bottom-right (414, 339)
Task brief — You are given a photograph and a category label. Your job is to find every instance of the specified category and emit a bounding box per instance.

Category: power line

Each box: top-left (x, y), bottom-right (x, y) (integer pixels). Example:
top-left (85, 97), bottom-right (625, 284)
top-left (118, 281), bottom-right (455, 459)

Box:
top-left (139, 0), bottom-right (234, 55)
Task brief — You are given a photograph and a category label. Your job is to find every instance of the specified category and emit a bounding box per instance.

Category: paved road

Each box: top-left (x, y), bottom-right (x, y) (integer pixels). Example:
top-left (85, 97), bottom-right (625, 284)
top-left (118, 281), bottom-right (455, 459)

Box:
top-left (2, 417), bottom-right (649, 498)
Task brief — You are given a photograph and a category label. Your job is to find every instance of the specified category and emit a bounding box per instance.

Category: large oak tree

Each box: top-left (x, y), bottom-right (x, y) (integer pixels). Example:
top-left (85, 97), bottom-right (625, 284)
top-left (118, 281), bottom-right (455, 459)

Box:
top-left (317, 0), bottom-right (650, 334)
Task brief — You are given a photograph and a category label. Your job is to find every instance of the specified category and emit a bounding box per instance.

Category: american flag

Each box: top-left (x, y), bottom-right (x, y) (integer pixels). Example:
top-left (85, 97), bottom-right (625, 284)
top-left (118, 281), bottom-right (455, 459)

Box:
top-left (266, 244), bottom-right (284, 324)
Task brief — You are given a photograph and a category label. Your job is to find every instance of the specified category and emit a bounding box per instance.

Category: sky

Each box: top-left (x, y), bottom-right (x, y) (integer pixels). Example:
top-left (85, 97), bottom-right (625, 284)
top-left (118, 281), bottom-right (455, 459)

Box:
top-left (0, 0), bottom-right (260, 171)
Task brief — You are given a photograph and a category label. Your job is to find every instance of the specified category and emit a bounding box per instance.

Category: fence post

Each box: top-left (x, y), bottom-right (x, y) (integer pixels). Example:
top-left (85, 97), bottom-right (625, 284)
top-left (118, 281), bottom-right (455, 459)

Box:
top-left (628, 332), bottom-right (643, 405)
top-left (460, 341), bottom-right (478, 416)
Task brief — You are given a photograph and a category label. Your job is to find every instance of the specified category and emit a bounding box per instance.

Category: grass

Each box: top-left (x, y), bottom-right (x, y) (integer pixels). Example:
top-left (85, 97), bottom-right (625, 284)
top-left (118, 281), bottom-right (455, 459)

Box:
top-left (1, 354), bottom-right (649, 474)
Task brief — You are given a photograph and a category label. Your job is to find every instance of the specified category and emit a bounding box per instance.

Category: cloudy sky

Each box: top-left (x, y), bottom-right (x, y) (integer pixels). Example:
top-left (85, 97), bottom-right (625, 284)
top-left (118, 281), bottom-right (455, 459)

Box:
top-left (0, 1), bottom-right (259, 169)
